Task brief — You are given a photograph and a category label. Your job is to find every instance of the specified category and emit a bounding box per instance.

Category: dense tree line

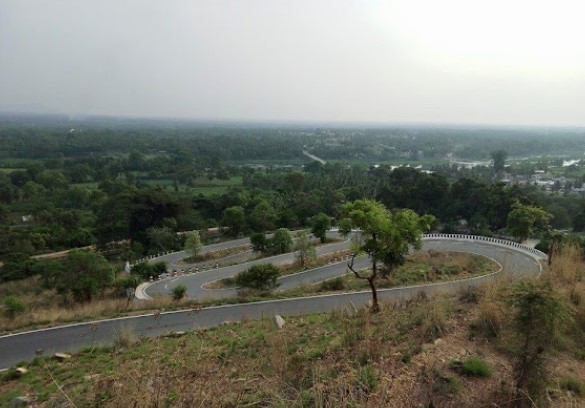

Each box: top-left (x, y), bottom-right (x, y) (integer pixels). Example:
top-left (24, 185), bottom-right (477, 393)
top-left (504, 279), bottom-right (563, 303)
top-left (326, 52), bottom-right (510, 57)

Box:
top-left (0, 122), bottom-right (584, 284)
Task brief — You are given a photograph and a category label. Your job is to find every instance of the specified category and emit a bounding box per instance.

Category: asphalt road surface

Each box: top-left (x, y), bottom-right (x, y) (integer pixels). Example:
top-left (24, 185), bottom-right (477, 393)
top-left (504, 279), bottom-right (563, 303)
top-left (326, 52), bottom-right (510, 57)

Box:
top-left (0, 236), bottom-right (543, 369)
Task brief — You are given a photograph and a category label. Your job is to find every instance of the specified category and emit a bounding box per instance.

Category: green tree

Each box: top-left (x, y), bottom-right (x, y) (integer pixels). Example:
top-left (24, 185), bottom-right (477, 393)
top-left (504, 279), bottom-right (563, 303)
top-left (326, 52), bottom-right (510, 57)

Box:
top-left (45, 250), bottom-right (115, 302)
top-left (146, 226), bottom-right (177, 252)
top-left (269, 228), bottom-right (293, 255)
top-left (490, 149), bottom-right (508, 173)
top-left (506, 203), bottom-right (552, 242)
top-left (220, 206), bottom-right (246, 237)
top-left (247, 200), bottom-right (278, 232)
top-left (184, 231), bottom-right (202, 257)
top-left (339, 199), bottom-right (434, 312)
top-left (311, 212), bottom-right (331, 243)
top-left (506, 282), bottom-right (569, 399)
top-left (235, 264), bottom-right (280, 290)
top-left (295, 230), bottom-right (317, 268)
top-left (250, 232), bottom-right (269, 253)
top-left (572, 199), bottom-right (585, 232)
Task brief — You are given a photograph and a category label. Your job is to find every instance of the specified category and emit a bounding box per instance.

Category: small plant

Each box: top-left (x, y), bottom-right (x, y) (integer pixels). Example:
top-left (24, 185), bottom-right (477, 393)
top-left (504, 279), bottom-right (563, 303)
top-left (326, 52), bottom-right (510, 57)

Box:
top-left (432, 374), bottom-right (461, 395)
top-left (450, 357), bottom-right (492, 378)
top-left (114, 325), bottom-right (136, 349)
top-left (0, 367), bottom-right (20, 382)
top-left (469, 298), bottom-right (502, 340)
top-left (559, 377), bottom-right (584, 396)
top-left (172, 284), bottom-right (187, 301)
top-left (356, 365), bottom-right (379, 393)
top-left (319, 277), bottom-right (345, 291)
top-left (420, 301), bottom-right (448, 342)
top-left (3, 295), bottom-right (25, 319)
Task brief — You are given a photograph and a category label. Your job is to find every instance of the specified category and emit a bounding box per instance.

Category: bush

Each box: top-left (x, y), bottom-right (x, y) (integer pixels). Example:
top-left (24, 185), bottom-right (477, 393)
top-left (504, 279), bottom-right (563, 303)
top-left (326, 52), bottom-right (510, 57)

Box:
top-left (450, 357), bottom-right (492, 378)
top-left (172, 284), bottom-right (187, 301)
top-left (152, 261), bottom-right (168, 275)
top-left (319, 277), bottom-right (346, 291)
top-left (3, 295), bottom-right (25, 319)
top-left (114, 275), bottom-right (141, 297)
top-left (559, 377), bottom-right (584, 396)
top-left (130, 262), bottom-right (154, 280)
top-left (235, 264), bottom-right (280, 290)
top-left (506, 281), bottom-right (570, 395)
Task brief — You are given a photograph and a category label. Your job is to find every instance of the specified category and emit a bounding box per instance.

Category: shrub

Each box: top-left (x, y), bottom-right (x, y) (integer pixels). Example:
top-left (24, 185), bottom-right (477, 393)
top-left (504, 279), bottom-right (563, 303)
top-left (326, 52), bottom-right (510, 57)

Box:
top-left (469, 299), bottom-right (502, 339)
top-left (356, 365), bottom-right (379, 393)
top-left (130, 262), bottom-right (154, 280)
top-left (559, 377), bottom-right (584, 396)
top-left (172, 284), bottom-right (187, 301)
top-left (3, 295), bottom-right (25, 319)
top-left (432, 375), bottom-right (461, 395)
top-left (114, 275), bottom-right (141, 297)
top-left (235, 264), bottom-right (280, 290)
top-left (450, 357), bottom-right (492, 378)
top-left (152, 261), bottom-right (168, 275)
top-left (420, 301), bottom-right (448, 342)
top-left (506, 281), bottom-right (570, 396)
top-left (319, 277), bottom-right (346, 291)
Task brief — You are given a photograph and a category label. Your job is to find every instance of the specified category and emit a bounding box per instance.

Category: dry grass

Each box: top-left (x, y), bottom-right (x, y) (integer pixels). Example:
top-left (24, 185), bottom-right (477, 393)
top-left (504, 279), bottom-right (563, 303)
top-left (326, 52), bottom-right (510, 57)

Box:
top-left (179, 244), bottom-right (252, 265)
top-left (2, 278), bottom-right (585, 407)
top-left (0, 281), bottom-right (182, 333)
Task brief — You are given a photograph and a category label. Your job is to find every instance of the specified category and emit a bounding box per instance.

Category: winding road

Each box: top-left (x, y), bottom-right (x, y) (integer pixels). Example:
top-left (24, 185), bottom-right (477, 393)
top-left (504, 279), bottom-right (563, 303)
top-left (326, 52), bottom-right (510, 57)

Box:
top-left (0, 234), bottom-right (546, 369)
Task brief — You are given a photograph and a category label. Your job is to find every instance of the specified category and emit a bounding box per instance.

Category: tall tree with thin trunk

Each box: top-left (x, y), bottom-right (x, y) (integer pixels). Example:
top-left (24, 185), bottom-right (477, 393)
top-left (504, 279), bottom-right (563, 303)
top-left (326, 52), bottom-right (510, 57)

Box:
top-left (295, 230), bottom-right (316, 268)
top-left (490, 149), bottom-right (508, 173)
top-left (184, 231), bottom-right (202, 257)
top-left (339, 199), bottom-right (434, 312)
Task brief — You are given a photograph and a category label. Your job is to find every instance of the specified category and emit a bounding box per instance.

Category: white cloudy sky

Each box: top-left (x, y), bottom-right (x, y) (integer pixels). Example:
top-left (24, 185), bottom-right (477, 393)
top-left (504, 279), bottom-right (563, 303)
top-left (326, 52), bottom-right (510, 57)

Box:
top-left (1, 0), bottom-right (584, 125)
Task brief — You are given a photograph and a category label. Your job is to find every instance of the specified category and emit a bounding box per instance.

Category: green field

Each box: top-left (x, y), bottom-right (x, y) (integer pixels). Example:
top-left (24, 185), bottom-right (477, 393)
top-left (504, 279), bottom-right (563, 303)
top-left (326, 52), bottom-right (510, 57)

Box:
top-left (0, 168), bottom-right (22, 174)
top-left (71, 176), bottom-right (242, 196)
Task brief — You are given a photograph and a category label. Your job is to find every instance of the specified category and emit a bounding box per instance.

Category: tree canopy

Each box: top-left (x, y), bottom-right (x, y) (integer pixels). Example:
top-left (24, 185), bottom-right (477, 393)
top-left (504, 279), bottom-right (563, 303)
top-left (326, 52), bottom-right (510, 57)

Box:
top-left (339, 199), bottom-right (435, 312)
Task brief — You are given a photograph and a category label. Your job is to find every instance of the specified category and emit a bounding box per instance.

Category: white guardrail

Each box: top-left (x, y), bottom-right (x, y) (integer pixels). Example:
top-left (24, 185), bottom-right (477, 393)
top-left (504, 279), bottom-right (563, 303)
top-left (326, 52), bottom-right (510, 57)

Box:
top-left (423, 233), bottom-right (548, 260)
top-left (132, 233), bottom-right (548, 267)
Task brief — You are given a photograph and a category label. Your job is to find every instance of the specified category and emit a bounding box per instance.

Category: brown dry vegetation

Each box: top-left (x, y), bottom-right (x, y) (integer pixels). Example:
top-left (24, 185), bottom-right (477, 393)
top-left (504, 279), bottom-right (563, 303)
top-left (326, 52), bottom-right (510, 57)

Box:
top-left (2, 245), bottom-right (585, 407)
top-left (0, 276), bottom-right (184, 333)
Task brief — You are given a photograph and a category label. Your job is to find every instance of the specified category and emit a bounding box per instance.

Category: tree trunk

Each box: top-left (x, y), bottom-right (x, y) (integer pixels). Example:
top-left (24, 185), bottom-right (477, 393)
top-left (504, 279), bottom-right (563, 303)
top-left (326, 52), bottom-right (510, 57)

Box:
top-left (368, 259), bottom-right (380, 313)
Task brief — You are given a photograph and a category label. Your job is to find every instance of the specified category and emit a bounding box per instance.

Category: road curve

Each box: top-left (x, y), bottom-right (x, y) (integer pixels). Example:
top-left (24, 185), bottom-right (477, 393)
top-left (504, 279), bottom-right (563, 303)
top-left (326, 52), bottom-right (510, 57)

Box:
top-left (0, 235), bottom-right (545, 369)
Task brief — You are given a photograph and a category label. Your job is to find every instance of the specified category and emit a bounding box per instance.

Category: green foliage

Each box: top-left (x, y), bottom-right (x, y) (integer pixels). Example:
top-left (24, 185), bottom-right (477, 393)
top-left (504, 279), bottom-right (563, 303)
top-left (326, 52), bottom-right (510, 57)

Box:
top-left (432, 375), bottom-right (461, 395)
top-left (559, 377), bottom-right (584, 396)
top-left (311, 213), bottom-right (331, 243)
top-left (319, 277), bottom-right (346, 291)
top-left (450, 357), bottom-right (492, 378)
top-left (506, 281), bottom-right (570, 393)
top-left (269, 228), bottom-right (293, 255)
top-left (235, 264), bottom-right (280, 290)
top-left (114, 274), bottom-right (141, 297)
top-left (490, 149), bottom-right (508, 173)
top-left (2, 295), bottom-right (25, 319)
top-left (172, 284), bottom-right (187, 301)
top-left (294, 230), bottom-right (316, 267)
top-left (250, 232), bottom-right (269, 253)
top-left (131, 261), bottom-right (166, 280)
top-left (356, 365), bottom-right (379, 393)
top-left (506, 202), bottom-right (552, 242)
top-left (0, 254), bottom-right (37, 282)
top-left (39, 249), bottom-right (115, 302)
top-left (220, 206), bottom-right (246, 237)
top-left (339, 199), bottom-right (434, 311)
top-left (184, 231), bottom-right (202, 257)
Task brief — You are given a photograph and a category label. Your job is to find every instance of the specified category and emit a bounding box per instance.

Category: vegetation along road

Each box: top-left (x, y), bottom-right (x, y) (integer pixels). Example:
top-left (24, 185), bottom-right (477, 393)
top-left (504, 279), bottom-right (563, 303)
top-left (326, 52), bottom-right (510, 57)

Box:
top-left (0, 234), bottom-right (545, 369)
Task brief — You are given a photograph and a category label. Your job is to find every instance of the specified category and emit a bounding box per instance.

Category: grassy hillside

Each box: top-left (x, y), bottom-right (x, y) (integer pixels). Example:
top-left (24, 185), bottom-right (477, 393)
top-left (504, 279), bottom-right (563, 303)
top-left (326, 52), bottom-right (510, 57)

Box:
top-left (2, 247), bottom-right (585, 407)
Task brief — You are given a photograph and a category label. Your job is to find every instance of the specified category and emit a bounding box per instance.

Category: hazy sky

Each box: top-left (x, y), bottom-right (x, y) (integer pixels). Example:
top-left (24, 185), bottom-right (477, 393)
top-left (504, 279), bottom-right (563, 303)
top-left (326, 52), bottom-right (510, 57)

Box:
top-left (1, 0), bottom-right (584, 125)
